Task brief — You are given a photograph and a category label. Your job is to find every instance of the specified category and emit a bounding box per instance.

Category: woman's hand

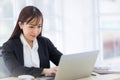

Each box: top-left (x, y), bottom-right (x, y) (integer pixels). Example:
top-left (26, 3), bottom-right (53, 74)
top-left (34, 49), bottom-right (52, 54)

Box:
top-left (42, 66), bottom-right (58, 76)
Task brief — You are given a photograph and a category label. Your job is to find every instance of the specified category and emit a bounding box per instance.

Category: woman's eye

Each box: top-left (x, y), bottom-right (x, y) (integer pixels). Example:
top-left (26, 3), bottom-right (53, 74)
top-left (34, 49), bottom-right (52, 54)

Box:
top-left (29, 26), bottom-right (34, 28)
top-left (38, 26), bottom-right (42, 28)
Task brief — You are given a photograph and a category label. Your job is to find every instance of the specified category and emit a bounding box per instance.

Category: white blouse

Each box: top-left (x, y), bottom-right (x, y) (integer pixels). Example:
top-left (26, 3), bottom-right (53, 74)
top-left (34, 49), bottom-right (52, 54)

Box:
top-left (20, 34), bottom-right (40, 68)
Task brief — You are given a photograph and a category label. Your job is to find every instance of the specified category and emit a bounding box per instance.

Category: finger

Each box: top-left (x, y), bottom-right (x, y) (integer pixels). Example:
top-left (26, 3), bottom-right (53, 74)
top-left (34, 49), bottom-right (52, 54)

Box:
top-left (53, 67), bottom-right (58, 71)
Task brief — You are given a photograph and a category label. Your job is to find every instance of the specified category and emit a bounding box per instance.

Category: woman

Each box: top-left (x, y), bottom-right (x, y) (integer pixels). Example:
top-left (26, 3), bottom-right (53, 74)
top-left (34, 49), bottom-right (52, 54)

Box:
top-left (2, 6), bottom-right (62, 77)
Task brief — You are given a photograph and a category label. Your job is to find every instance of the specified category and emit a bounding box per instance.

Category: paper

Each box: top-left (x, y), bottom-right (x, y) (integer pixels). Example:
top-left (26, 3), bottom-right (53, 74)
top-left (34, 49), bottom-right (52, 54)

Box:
top-left (94, 65), bottom-right (120, 74)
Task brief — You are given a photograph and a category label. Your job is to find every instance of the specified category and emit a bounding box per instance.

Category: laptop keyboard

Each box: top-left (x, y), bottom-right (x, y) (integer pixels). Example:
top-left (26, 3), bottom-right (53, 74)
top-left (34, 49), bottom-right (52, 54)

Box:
top-left (36, 76), bottom-right (55, 80)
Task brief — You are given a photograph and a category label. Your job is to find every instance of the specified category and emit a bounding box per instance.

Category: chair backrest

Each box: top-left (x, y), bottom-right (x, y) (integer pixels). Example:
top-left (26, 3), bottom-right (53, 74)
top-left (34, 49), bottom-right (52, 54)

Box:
top-left (0, 48), bottom-right (11, 78)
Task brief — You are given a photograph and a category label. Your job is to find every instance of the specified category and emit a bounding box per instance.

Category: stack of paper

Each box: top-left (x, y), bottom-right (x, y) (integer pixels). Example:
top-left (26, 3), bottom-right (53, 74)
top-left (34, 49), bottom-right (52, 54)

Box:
top-left (94, 65), bottom-right (120, 74)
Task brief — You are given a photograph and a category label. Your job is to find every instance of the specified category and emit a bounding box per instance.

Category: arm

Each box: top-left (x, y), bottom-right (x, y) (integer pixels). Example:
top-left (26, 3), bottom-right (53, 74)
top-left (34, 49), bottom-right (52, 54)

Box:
top-left (46, 38), bottom-right (63, 65)
top-left (2, 40), bottom-right (44, 77)
top-left (37, 37), bottom-right (62, 76)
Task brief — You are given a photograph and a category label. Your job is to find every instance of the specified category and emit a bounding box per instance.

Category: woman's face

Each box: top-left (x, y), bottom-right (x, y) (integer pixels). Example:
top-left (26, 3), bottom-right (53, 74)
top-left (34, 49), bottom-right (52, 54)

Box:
top-left (19, 17), bottom-right (42, 43)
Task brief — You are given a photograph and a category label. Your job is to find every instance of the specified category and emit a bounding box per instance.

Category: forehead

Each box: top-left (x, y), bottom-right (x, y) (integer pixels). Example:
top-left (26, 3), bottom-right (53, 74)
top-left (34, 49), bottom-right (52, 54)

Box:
top-left (28, 17), bottom-right (42, 25)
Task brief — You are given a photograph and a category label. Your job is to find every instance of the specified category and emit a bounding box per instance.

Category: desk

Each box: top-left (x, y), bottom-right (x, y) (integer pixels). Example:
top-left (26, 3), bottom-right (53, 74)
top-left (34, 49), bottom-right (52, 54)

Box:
top-left (77, 74), bottom-right (120, 80)
top-left (0, 74), bottom-right (120, 80)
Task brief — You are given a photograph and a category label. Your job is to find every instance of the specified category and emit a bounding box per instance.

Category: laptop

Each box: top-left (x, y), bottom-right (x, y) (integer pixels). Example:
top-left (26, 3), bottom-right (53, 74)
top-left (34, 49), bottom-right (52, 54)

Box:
top-left (38, 50), bottom-right (98, 80)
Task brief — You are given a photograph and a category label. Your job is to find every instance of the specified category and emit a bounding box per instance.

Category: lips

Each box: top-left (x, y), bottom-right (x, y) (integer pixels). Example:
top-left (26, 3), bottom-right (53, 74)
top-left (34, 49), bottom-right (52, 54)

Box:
top-left (31, 35), bottom-right (36, 38)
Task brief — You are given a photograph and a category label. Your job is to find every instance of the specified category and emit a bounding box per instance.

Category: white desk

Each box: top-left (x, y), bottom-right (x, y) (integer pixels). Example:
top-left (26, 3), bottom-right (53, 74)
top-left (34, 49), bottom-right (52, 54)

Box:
top-left (0, 74), bottom-right (120, 80)
top-left (77, 74), bottom-right (120, 80)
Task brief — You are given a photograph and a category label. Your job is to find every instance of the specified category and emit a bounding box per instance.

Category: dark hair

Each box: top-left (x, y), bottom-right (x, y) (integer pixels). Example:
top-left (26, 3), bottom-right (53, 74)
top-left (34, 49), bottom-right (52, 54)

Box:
top-left (9, 6), bottom-right (43, 40)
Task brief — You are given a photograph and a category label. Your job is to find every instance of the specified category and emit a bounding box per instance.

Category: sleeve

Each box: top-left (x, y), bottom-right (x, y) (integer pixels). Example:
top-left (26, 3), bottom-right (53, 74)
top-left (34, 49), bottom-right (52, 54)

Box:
top-left (2, 41), bottom-right (44, 77)
top-left (46, 38), bottom-right (63, 65)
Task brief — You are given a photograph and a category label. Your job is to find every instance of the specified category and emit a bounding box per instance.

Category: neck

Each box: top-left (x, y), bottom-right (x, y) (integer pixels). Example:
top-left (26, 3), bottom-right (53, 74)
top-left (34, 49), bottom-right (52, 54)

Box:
top-left (27, 40), bottom-right (33, 48)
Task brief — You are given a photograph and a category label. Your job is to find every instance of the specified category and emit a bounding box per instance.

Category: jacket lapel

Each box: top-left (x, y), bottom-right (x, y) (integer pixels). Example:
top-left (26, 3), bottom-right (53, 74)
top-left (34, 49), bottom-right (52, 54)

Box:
top-left (14, 39), bottom-right (24, 65)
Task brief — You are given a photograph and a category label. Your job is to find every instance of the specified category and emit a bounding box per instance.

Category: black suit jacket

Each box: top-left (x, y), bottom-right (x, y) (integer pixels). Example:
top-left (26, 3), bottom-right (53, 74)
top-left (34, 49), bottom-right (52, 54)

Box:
top-left (2, 36), bottom-right (62, 77)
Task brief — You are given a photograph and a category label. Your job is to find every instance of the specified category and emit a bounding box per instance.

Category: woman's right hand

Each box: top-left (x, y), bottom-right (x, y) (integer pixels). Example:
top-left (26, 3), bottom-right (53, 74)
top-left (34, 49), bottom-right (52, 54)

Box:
top-left (42, 66), bottom-right (58, 76)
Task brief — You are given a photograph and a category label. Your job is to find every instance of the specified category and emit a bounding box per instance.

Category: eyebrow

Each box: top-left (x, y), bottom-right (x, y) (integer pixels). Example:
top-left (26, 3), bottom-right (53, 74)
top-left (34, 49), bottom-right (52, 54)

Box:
top-left (28, 23), bottom-right (42, 26)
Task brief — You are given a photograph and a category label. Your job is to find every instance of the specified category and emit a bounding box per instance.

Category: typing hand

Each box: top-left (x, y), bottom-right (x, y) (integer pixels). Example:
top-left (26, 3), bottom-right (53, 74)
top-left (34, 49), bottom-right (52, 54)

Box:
top-left (42, 66), bottom-right (58, 76)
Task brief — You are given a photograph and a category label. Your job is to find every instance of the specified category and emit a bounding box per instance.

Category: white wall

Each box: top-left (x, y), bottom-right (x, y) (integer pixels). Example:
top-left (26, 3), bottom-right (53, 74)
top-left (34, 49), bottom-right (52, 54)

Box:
top-left (62, 0), bottom-right (98, 54)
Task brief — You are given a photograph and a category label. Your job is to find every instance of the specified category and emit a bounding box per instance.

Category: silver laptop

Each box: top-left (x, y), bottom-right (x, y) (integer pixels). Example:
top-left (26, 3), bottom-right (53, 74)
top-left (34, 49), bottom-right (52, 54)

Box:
top-left (38, 50), bottom-right (98, 80)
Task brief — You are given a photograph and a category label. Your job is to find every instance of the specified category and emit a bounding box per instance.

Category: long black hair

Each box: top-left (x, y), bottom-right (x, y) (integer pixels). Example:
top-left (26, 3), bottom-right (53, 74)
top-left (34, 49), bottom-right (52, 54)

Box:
top-left (9, 6), bottom-right (43, 40)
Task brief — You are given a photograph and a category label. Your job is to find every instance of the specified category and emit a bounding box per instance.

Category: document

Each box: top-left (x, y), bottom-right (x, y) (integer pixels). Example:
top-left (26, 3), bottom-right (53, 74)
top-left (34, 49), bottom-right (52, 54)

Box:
top-left (94, 65), bottom-right (120, 74)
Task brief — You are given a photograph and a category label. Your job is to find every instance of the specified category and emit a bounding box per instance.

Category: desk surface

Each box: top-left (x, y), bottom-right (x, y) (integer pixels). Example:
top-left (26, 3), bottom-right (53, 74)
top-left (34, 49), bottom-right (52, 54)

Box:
top-left (77, 74), bottom-right (120, 80)
top-left (0, 74), bottom-right (120, 80)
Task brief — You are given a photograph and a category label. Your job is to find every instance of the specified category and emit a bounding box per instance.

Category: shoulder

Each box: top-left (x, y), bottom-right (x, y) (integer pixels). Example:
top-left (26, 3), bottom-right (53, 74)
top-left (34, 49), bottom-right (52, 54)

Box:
top-left (37, 36), bottom-right (55, 47)
top-left (2, 38), bottom-right (22, 50)
top-left (37, 36), bottom-right (52, 43)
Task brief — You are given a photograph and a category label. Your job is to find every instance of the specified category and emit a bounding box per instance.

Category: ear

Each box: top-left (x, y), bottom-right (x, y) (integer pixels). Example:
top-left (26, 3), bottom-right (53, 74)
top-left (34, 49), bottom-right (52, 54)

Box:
top-left (18, 22), bottom-right (23, 29)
